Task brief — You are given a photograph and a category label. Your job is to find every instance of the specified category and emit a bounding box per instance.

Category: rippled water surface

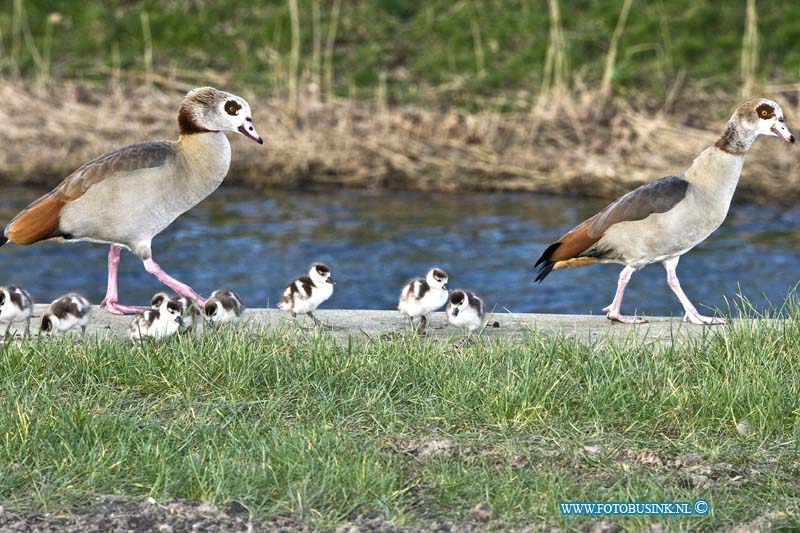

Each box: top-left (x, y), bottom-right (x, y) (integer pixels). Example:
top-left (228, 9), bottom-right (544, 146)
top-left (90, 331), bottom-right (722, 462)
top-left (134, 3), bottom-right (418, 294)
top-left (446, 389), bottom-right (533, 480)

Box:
top-left (2, 186), bottom-right (800, 316)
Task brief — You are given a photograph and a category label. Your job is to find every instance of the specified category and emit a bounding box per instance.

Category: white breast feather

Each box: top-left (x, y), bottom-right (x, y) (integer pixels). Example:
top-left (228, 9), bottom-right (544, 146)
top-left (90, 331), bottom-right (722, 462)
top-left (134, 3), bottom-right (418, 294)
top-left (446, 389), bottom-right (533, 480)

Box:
top-left (399, 284), bottom-right (448, 318)
top-left (288, 281), bottom-right (333, 314)
top-left (448, 305), bottom-right (483, 332)
top-left (0, 290), bottom-right (32, 323)
top-left (130, 311), bottom-right (180, 340)
top-left (209, 306), bottom-right (239, 324)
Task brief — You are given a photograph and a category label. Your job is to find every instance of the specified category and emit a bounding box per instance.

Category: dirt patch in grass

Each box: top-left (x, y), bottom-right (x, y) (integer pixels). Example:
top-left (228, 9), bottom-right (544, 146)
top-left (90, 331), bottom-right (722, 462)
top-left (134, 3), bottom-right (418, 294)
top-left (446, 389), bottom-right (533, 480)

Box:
top-left (383, 436), bottom-right (533, 469)
top-left (389, 437), bottom-right (467, 462)
top-left (0, 497), bottom-right (279, 533)
top-left (726, 511), bottom-right (790, 532)
top-left (3, 82), bottom-right (798, 203)
top-left (0, 496), bottom-right (561, 532)
top-left (579, 446), bottom-right (783, 492)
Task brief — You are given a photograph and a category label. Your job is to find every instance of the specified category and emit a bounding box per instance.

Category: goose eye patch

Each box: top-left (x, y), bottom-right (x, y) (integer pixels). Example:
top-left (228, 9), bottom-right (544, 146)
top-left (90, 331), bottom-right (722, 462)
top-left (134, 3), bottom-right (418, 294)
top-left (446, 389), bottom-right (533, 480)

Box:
top-left (756, 103), bottom-right (775, 119)
top-left (225, 100), bottom-right (241, 115)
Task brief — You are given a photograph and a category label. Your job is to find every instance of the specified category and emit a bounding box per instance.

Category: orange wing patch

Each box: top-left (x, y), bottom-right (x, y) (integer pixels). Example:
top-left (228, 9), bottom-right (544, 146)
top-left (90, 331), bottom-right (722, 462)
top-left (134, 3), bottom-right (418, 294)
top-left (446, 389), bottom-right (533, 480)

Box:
top-left (4, 191), bottom-right (68, 245)
top-left (547, 220), bottom-right (600, 262)
top-left (533, 219), bottom-right (603, 281)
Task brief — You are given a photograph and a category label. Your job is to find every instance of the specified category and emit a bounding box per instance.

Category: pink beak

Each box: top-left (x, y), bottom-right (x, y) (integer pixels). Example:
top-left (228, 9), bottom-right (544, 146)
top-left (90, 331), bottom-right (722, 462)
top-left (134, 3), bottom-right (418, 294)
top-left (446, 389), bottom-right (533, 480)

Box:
top-left (238, 121), bottom-right (264, 144)
top-left (771, 122), bottom-right (795, 143)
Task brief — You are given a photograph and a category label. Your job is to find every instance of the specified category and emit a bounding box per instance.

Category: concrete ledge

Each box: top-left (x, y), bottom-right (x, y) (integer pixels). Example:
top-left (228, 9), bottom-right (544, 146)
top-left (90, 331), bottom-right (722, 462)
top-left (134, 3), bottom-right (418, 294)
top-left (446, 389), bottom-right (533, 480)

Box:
top-left (0, 305), bottom-right (741, 344)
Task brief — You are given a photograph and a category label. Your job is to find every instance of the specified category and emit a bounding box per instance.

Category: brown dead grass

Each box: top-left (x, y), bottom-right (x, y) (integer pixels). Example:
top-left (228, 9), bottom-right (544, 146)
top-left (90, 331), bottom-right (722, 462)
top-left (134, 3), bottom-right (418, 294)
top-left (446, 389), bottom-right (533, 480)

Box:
top-left (1, 82), bottom-right (798, 203)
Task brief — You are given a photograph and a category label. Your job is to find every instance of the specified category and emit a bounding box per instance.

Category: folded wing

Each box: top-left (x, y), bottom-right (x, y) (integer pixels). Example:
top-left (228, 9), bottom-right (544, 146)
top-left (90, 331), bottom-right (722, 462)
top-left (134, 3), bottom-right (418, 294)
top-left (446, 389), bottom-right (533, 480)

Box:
top-left (3, 141), bottom-right (176, 245)
top-left (535, 175), bottom-right (690, 281)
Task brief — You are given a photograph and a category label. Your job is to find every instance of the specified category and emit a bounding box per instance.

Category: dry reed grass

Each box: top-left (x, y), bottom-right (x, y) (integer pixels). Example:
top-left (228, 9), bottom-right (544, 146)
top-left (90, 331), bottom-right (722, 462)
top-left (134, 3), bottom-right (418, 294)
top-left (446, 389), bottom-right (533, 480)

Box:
top-left (2, 0), bottom-right (794, 203)
top-left (1, 81), bottom-right (798, 204)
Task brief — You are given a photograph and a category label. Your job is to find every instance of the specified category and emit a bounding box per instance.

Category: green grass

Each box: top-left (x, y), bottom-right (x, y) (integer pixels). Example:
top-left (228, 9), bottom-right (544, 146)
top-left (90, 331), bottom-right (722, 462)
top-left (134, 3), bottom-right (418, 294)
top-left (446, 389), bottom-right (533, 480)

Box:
top-left (4, 1), bottom-right (800, 106)
top-left (2, 316), bottom-right (800, 530)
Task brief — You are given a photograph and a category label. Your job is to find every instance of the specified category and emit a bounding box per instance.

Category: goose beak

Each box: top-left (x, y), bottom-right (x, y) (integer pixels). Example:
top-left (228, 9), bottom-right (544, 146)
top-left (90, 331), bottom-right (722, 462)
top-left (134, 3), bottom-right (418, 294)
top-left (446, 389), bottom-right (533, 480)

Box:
top-left (771, 121), bottom-right (795, 143)
top-left (238, 120), bottom-right (264, 144)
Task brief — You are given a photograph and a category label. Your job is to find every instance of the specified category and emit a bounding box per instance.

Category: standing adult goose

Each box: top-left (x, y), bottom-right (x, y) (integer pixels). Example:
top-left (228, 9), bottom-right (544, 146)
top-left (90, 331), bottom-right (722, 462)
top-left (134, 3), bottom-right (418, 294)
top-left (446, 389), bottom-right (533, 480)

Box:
top-left (535, 99), bottom-right (794, 324)
top-left (0, 87), bottom-right (263, 314)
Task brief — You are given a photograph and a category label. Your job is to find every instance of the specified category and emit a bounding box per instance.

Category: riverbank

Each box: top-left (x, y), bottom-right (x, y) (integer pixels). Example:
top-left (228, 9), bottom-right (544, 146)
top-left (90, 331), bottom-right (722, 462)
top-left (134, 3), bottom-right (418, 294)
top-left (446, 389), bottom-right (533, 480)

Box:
top-left (1, 305), bottom-right (751, 343)
top-left (1, 314), bottom-right (798, 531)
top-left (2, 83), bottom-right (798, 203)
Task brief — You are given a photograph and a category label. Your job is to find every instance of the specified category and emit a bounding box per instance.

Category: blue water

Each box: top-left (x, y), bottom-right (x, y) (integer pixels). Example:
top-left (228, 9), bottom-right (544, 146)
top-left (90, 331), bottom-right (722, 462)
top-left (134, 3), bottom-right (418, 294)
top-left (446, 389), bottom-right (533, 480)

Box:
top-left (1, 186), bottom-right (800, 317)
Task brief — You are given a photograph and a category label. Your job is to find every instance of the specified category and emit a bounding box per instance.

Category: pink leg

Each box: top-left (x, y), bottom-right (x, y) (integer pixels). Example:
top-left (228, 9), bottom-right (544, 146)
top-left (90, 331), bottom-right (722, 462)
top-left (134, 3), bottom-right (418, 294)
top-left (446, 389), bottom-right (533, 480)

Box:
top-left (100, 245), bottom-right (147, 315)
top-left (602, 265), bottom-right (647, 324)
top-left (143, 258), bottom-right (206, 307)
top-left (663, 257), bottom-right (726, 325)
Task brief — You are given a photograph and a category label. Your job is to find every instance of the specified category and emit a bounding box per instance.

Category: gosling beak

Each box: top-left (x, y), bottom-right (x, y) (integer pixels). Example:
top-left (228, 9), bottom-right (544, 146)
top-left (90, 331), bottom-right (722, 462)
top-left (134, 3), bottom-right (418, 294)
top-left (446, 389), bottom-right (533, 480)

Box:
top-left (442, 283), bottom-right (448, 291)
top-left (451, 307), bottom-right (460, 317)
top-left (176, 316), bottom-right (185, 327)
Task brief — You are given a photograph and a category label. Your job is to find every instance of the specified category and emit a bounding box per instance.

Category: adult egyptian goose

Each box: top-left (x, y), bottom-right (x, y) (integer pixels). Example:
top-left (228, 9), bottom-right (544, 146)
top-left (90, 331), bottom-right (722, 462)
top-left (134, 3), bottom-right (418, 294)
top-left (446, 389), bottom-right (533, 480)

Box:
top-left (0, 87), bottom-right (263, 315)
top-left (535, 99), bottom-right (794, 324)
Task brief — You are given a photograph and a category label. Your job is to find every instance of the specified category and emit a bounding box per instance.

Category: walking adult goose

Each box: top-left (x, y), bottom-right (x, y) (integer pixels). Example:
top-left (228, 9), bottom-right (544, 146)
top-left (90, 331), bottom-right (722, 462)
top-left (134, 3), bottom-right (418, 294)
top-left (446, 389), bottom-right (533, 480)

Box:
top-left (0, 87), bottom-right (263, 314)
top-left (535, 99), bottom-right (794, 324)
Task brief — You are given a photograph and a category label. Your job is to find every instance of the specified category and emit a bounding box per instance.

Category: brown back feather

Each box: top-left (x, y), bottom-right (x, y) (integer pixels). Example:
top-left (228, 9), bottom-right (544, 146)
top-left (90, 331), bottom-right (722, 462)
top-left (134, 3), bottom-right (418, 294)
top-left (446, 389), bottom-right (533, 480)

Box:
top-left (59, 141), bottom-right (175, 199)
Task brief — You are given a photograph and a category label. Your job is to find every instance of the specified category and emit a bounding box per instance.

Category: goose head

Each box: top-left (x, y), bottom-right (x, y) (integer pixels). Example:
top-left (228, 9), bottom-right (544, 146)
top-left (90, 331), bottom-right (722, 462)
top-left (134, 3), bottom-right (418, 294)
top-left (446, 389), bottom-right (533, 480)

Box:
top-left (426, 268), bottom-right (449, 291)
top-left (309, 263), bottom-right (334, 285)
top-left (41, 313), bottom-right (56, 332)
top-left (740, 98), bottom-right (794, 143)
top-left (178, 87), bottom-right (263, 144)
top-left (448, 290), bottom-right (467, 317)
